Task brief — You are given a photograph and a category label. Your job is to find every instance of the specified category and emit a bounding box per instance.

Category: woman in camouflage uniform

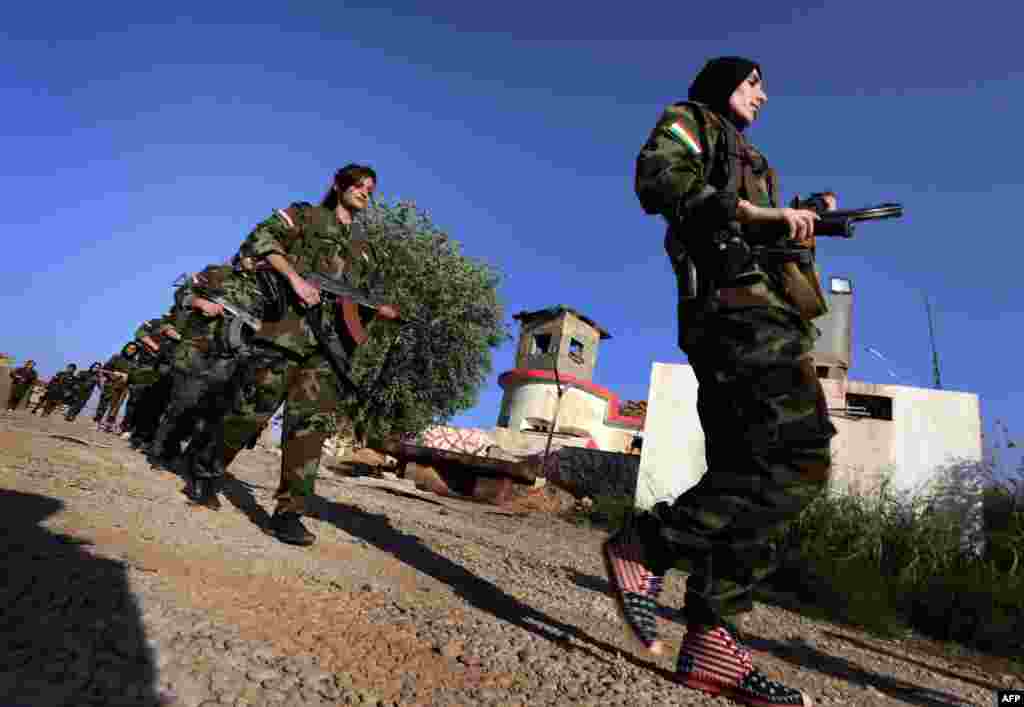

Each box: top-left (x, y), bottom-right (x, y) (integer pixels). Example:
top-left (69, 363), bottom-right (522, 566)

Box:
top-left (148, 262), bottom-right (265, 466)
top-left (6, 359), bottom-right (38, 411)
top-left (64, 362), bottom-right (103, 422)
top-left (93, 343), bottom-right (140, 432)
top-left (188, 164), bottom-right (394, 545)
top-left (33, 364), bottom-right (77, 417)
top-left (605, 58), bottom-right (834, 707)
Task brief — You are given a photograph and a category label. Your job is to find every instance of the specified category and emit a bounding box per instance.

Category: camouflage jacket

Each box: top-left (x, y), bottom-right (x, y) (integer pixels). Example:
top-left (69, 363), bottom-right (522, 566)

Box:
top-left (102, 346), bottom-right (153, 386)
top-left (636, 101), bottom-right (799, 315)
top-left (176, 263), bottom-right (266, 357)
top-left (10, 365), bottom-right (38, 387)
top-left (238, 203), bottom-right (379, 356)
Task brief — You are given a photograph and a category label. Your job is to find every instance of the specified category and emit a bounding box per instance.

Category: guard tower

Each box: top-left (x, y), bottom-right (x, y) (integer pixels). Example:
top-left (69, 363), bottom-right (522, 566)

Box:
top-left (511, 305), bottom-right (610, 382)
top-left (811, 276), bottom-right (854, 380)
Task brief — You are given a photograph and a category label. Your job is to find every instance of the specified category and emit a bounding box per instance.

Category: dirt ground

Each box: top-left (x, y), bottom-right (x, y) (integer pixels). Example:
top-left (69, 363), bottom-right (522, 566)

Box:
top-left (0, 411), bottom-right (1018, 706)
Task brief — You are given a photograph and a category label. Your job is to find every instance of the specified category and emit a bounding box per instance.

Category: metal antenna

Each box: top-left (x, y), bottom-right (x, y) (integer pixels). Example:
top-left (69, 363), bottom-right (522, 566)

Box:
top-left (924, 294), bottom-right (942, 389)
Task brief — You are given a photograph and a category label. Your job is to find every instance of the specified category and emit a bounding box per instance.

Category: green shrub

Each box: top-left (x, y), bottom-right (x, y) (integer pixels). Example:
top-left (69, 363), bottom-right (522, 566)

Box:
top-left (570, 458), bottom-right (1024, 664)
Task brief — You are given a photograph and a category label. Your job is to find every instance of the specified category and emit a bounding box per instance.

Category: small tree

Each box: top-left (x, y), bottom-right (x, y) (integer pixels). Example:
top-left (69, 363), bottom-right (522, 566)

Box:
top-left (341, 199), bottom-right (511, 445)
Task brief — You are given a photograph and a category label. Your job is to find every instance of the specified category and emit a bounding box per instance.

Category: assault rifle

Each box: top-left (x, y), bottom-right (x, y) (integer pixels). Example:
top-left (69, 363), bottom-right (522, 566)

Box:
top-left (203, 294), bottom-right (263, 333)
top-left (791, 194), bottom-right (904, 239)
top-left (811, 203), bottom-right (903, 238)
top-left (298, 271), bottom-right (402, 347)
top-left (747, 200), bottom-right (905, 265)
top-left (300, 272), bottom-right (400, 317)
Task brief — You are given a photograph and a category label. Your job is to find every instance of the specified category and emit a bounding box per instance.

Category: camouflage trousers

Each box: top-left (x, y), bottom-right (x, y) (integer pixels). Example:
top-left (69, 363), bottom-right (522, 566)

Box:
top-left (121, 384), bottom-right (150, 432)
top-left (34, 390), bottom-right (66, 416)
top-left (152, 347), bottom-right (239, 458)
top-left (202, 349), bottom-right (347, 514)
top-left (93, 383), bottom-right (128, 425)
top-left (641, 304), bottom-right (837, 626)
top-left (129, 372), bottom-right (177, 443)
top-left (6, 384), bottom-right (31, 410)
top-left (65, 385), bottom-right (97, 420)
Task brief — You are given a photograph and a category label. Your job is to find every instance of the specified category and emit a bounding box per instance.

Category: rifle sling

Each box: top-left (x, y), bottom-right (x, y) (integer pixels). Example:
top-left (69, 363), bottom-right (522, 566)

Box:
top-left (303, 305), bottom-right (364, 400)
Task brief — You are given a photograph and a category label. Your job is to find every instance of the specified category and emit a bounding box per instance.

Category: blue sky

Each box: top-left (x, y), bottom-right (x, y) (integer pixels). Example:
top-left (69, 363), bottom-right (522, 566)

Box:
top-left (2, 2), bottom-right (1021, 473)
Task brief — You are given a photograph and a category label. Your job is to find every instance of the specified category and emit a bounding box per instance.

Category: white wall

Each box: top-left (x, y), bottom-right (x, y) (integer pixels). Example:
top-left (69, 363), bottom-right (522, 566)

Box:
top-left (634, 364), bottom-right (983, 508)
top-left (879, 381), bottom-right (983, 493)
top-left (635, 363), bottom-right (705, 510)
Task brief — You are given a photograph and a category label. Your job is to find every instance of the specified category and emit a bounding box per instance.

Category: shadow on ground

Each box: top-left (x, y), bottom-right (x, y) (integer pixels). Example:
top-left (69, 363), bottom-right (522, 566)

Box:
top-left (308, 497), bottom-right (708, 683)
top-left (0, 489), bottom-right (162, 706)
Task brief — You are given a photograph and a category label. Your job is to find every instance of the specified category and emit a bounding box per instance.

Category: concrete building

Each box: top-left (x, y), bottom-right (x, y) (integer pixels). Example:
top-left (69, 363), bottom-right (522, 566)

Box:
top-left (636, 276), bottom-right (983, 509)
top-left (491, 306), bottom-right (644, 456)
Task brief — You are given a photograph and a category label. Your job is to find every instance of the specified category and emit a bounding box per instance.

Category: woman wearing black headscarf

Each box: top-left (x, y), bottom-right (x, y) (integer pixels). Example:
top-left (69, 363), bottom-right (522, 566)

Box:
top-left (605, 57), bottom-right (834, 706)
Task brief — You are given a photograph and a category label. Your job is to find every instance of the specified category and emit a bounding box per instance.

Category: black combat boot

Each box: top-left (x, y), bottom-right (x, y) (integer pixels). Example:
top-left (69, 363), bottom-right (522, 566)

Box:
top-left (149, 422), bottom-right (179, 464)
top-left (269, 511), bottom-right (316, 547)
top-left (187, 476), bottom-right (222, 510)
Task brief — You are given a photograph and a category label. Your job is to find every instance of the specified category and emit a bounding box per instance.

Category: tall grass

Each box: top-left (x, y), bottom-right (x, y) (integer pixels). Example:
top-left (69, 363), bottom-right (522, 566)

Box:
top-left (771, 458), bottom-right (1024, 660)
top-left (569, 457), bottom-right (1024, 664)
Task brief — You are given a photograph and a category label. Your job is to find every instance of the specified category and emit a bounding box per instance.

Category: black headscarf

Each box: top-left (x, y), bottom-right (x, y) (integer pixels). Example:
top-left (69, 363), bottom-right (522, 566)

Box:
top-left (688, 56), bottom-right (762, 131)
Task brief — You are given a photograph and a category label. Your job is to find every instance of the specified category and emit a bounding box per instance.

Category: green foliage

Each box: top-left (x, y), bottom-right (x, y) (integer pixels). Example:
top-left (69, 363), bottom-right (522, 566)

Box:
top-left (565, 495), bottom-right (635, 530)
top-left (342, 198), bottom-right (511, 443)
top-left (569, 456), bottom-right (1024, 664)
top-left (766, 460), bottom-right (1024, 661)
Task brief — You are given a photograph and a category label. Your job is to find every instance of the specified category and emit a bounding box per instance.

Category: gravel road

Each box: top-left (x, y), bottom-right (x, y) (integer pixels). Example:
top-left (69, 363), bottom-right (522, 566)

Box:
top-left (0, 411), bottom-right (1016, 706)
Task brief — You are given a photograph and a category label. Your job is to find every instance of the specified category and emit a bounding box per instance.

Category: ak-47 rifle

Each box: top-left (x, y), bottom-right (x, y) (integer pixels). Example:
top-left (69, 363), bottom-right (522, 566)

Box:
top-left (298, 271), bottom-right (402, 346)
top-left (176, 275), bottom-right (265, 355)
top-left (751, 198), bottom-right (905, 261)
top-left (747, 197), bottom-right (906, 320)
top-left (203, 294), bottom-right (263, 333)
top-left (804, 200), bottom-right (903, 239)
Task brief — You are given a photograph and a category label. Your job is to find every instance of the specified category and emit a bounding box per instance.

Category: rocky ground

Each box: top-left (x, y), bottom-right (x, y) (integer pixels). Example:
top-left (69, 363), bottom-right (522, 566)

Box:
top-left (0, 411), bottom-right (1018, 707)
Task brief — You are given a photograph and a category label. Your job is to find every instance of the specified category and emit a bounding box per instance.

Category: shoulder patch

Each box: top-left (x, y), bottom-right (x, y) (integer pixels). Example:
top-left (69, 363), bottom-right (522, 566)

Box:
top-left (666, 121), bottom-right (703, 155)
top-left (276, 208), bottom-right (296, 229)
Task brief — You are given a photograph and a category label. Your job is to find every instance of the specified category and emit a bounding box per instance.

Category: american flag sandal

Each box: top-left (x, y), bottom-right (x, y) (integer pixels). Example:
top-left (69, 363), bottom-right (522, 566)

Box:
top-left (676, 625), bottom-right (813, 706)
top-left (601, 525), bottom-right (666, 655)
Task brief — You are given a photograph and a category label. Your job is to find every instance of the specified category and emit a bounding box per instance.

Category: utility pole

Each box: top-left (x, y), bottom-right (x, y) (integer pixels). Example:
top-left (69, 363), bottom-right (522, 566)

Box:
top-left (541, 356), bottom-right (565, 477)
top-left (924, 294), bottom-right (942, 389)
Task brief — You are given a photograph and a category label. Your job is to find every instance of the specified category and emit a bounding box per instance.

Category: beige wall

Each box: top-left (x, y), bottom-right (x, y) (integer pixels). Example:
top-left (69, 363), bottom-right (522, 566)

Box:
top-left (497, 380), bottom-right (639, 454)
top-left (515, 311), bottom-right (602, 382)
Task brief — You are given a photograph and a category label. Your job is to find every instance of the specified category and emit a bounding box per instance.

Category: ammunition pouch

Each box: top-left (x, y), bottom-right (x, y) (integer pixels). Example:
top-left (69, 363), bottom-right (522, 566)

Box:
top-left (752, 246), bottom-right (829, 320)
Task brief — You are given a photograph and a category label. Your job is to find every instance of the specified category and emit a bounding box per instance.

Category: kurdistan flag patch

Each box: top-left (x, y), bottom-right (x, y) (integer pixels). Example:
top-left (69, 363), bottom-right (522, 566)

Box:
top-left (667, 121), bottom-right (702, 155)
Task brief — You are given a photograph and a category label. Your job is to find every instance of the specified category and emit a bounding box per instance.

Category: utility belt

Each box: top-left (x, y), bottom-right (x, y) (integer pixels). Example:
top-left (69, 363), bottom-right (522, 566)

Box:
top-left (668, 226), bottom-right (828, 320)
